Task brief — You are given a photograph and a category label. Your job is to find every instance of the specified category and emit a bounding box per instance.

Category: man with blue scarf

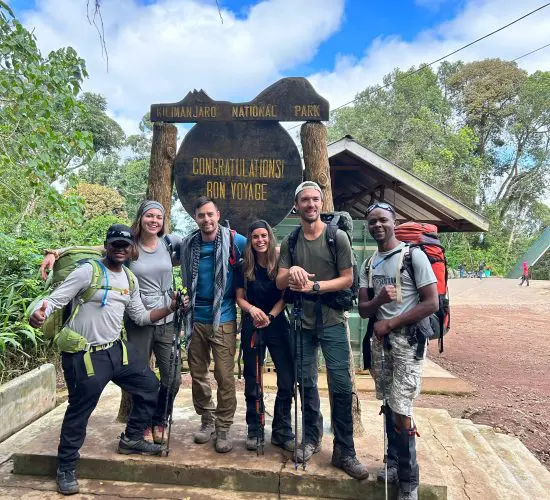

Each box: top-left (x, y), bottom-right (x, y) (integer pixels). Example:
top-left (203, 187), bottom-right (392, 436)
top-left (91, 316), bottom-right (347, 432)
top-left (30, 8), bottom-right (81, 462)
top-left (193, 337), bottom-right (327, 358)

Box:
top-left (180, 196), bottom-right (246, 453)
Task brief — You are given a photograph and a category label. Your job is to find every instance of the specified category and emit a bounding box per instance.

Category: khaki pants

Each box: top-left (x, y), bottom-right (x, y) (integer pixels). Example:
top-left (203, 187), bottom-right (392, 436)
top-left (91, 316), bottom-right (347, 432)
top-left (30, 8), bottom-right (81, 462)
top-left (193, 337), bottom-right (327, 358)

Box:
top-left (188, 321), bottom-right (237, 429)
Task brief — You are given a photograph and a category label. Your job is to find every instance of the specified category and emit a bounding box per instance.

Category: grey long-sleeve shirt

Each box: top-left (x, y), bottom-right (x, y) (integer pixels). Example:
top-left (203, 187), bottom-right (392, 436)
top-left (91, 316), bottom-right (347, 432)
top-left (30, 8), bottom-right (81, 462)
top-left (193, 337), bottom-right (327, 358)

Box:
top-left (34, 263), bottom-right (152, 346)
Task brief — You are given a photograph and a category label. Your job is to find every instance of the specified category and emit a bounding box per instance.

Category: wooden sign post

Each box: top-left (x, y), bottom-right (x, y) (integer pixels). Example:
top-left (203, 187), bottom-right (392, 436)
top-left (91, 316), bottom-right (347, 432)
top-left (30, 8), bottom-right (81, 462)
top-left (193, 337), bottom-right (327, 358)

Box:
top-left (150, 77), bottom-right (329, 233)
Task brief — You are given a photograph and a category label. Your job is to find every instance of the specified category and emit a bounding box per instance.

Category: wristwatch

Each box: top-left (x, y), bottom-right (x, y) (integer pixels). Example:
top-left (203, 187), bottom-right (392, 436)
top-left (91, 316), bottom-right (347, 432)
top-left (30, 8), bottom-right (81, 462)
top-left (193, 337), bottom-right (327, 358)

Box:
top-left (268, 313), bottom-right (275, 322)
top-left (312, 281), bottom-right (321, 293)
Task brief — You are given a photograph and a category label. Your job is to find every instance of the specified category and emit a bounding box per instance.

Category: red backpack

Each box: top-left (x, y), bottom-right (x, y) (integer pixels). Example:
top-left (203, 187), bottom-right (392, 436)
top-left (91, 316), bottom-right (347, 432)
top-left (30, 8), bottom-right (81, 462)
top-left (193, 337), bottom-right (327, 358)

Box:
top-left (395, 222), bottom-right (450, 352)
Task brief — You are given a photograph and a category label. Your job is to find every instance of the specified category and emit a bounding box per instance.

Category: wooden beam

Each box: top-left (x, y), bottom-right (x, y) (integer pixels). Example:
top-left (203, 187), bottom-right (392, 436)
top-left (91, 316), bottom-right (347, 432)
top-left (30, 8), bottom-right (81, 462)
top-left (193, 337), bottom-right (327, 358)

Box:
top-left (396, 186), bottom-right (460, 230)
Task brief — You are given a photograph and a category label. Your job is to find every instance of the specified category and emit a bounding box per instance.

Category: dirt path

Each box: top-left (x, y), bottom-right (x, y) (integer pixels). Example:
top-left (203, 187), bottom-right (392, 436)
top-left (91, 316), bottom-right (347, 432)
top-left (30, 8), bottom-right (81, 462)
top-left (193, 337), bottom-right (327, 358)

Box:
top-left (417, 278), bottom-right (550, 470)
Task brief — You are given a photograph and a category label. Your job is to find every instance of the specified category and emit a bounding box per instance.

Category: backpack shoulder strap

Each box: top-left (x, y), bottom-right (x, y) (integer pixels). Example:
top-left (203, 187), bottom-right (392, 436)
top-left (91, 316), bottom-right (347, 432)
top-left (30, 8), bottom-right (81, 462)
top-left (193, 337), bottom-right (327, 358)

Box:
top-left (402, 244), bottom-right (417, 290)
top-left (229, 229), bottom-right (238, 266)
top-left (122, 265), bottom-right (137, 293)
top-left (367, 251), bottom-right (377, 289)
top-left (286, 226), bottom-right (302, 266)
top-left (394, 245), bottom-right (408, 304)
top-left (163, 235), bottom-right (173, 256)
top-left (80, 260), bottom-right (105, 303)
top-left (325, 224), bottom-right (338, 257)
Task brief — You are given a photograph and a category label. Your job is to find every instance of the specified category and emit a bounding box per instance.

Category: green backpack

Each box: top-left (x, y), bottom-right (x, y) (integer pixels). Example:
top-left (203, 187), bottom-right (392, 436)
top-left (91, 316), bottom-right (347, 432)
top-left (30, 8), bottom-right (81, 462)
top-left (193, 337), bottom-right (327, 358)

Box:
top-left (31, 249), bottom-right (136, 340)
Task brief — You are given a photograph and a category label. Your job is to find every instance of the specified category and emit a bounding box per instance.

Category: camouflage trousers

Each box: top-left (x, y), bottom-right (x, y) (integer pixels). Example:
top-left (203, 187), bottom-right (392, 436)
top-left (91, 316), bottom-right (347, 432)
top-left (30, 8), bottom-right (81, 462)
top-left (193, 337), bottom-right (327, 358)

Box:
top-left (370, 331), bottom-right (424, 417)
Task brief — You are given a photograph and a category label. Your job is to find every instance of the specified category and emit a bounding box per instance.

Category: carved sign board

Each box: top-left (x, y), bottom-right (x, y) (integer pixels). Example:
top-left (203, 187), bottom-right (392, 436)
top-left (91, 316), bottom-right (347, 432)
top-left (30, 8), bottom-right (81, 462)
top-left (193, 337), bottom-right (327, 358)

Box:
top-left (151, 77), bottom-right (329, 123)
top-left (174, 122), bottom-right (302, 234)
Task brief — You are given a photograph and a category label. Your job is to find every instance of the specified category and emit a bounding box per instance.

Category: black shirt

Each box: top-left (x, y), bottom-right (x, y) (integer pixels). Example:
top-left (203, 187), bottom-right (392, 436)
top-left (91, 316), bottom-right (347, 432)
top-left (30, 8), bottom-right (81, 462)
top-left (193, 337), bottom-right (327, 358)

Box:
top-left (235, 262), bottom-right (282, 314)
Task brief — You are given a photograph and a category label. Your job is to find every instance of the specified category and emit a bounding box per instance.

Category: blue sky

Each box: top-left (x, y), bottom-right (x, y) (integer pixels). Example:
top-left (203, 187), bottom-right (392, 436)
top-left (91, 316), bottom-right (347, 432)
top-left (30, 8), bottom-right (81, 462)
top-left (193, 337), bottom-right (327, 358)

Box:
top-left (7, 0), bottom-right (550, 132)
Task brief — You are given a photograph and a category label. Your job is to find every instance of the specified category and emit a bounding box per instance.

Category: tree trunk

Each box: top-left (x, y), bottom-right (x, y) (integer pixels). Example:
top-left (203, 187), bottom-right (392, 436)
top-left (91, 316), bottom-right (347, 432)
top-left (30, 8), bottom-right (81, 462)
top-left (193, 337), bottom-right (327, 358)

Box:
top-left (117, 122), bottom-right (177, 424)
top-left (300, 122), bottom-right (334, 212)
top-left (146, 122), bottom-right (178, 231)
top-left (300, 121), bottom-right (364, 436)
top-left (345, 312), bottom-right (365, 437)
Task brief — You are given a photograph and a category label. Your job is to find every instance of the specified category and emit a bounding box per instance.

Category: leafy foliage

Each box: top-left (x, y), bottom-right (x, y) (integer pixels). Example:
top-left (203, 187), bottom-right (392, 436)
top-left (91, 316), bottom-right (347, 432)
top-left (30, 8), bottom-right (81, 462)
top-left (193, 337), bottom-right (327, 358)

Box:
top-left (328, 60), bottom-right (550, 277)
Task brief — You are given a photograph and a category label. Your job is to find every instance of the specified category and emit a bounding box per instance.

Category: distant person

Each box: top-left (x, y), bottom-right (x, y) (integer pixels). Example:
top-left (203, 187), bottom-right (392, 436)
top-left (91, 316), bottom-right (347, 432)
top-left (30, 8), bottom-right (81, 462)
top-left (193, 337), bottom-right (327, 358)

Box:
top-left (519, 261), bottom-right (530, 287)
top-left (478, 261), bottom-right (485, 280)
top-left (459, 263), bottom-right (466, 279)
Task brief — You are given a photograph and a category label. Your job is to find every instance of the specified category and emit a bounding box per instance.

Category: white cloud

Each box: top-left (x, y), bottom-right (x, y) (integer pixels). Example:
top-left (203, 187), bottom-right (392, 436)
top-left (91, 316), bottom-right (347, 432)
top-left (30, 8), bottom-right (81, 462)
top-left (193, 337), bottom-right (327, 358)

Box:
top-left (16, 0), bottom-right (550, 138)
top-left (309, 0), bottom-right (550, 113)
top-left (20, 0), bottom-right (345, 134)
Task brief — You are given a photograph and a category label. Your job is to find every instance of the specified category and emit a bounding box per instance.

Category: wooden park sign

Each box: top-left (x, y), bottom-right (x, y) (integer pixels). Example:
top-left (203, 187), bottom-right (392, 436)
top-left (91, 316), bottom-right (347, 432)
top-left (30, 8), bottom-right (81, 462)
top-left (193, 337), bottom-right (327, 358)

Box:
top-left (151, 78), bottom-right (329, 233)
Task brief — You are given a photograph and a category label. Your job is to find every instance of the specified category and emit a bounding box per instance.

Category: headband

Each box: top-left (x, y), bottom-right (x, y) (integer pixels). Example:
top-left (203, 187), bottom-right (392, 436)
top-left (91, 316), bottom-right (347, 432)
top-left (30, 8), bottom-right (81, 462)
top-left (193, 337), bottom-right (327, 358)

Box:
top-left (140, 200), bottom-right (165, 217)
top-left (248, 220), bottom-right (270, 233)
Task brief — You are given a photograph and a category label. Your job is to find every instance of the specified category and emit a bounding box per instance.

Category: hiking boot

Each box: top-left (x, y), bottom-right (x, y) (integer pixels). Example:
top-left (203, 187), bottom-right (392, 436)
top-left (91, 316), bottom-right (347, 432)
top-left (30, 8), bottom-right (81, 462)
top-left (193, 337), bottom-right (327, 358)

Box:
top-left (56, 468), bottom-right (79, 495)
top-left (377, 464), bottom-right (399, 483)
top-left (246, 434), bottom-right (265, 451)
top-left (215, 429), bottom-right (233, 453)
top-left (271, 436), bottom-right (296, 452)
top-left (117, 432), bottom-right (164, 455)
top-left (193, 414), bottom-right (216, 444)
top-left (398, 485), bottom-right (418, 500)
top-left (153, 425), bottom-right (167, 445)
top-left (331, 447), bottom-right (369, 480)
top-left (295, 442), bottom-right (321, 463)
top-left (143, 426), bottom-right (154, 444)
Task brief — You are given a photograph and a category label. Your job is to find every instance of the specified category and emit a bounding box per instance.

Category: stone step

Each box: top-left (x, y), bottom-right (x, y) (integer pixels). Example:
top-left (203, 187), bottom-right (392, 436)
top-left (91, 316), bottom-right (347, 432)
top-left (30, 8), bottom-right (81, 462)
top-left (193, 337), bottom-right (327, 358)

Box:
top-left (413, 407), bottom-right (499, 500)
top-left (478, 426), bottom-right (550, 499)
top-left (0, 460), bottom-right (328, 500)
top-left (10, 386), bottom-right (447, 500)
top-left (454, 419), bottom-right (526, 499)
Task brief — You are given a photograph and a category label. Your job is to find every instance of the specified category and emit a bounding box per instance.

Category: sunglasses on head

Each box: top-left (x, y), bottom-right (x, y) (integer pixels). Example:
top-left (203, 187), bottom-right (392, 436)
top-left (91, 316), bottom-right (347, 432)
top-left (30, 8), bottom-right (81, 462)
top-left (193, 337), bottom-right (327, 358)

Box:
top-left (108, 230), bottom-right (132, 239)
top-left (366, 202), bottom-right (395, 216)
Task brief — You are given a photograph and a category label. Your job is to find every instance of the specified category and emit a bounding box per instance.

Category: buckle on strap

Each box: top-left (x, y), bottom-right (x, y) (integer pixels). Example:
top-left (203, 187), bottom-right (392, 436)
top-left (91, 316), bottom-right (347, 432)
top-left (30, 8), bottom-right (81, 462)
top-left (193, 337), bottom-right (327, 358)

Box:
top-left (89, 340), bottom-right (117, 352)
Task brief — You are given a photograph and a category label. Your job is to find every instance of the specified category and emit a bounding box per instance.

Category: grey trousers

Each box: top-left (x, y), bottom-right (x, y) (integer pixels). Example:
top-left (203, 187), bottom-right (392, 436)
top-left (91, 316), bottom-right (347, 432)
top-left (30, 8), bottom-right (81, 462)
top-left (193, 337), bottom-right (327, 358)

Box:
top-left (124, 317), bottom-right (182, 426)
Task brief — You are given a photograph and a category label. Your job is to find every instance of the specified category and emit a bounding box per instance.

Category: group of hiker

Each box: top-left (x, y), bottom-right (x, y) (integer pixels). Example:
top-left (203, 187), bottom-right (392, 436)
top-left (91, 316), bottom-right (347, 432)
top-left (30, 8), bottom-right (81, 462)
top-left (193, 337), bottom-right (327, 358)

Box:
top-left (31, 180), bottom-right (440, 500)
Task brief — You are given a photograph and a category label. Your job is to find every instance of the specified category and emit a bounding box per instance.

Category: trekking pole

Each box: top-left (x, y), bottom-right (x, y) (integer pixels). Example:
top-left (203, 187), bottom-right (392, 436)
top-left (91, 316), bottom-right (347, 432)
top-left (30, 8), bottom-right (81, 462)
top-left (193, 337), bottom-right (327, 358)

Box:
top-left (291, 295), bottom-right (302, 470)
top-left (160, 289), bottom-right (183, 457)
top-left (254, 327), bottom-right (265, 455)
top-left (300, 307), bottom-right (306, 471)
top-left (380, 337), bottom-right (388, 500)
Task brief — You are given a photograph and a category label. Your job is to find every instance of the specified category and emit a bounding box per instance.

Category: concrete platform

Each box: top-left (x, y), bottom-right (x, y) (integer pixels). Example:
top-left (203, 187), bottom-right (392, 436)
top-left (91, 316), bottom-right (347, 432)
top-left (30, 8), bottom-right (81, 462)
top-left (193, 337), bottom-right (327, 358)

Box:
top-left (7, 384), bottom-right (447, 499)
top-left (264, 359), bottom-right (474, 396)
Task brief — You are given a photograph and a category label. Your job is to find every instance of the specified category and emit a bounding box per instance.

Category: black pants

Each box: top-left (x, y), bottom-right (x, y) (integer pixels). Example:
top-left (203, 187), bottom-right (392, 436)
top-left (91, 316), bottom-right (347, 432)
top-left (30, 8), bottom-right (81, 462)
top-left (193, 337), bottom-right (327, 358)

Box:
top-left (241, 315), bottom-right (294, 443)
top-left (58, 340), bottom-right (159, 471)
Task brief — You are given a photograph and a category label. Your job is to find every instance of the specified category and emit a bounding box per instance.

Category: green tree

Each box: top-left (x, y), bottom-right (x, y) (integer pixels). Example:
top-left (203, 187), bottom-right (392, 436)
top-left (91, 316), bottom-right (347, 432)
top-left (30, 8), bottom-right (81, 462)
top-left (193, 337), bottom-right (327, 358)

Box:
top-left (328, 65), bottom-right (484, 205)
top-left (0, 5), bottom-right (94, 227)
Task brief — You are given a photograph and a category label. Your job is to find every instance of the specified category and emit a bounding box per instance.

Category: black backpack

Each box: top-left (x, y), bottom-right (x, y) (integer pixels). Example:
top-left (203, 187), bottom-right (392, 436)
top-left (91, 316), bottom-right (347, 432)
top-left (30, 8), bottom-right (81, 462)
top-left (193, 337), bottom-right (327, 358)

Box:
top-left (286, 211), bottom-right (358, 310)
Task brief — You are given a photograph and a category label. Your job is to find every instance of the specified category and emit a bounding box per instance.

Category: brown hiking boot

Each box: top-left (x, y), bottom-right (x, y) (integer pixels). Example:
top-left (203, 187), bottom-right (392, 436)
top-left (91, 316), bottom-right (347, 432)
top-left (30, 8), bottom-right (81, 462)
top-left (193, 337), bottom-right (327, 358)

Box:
top-left (193, 413), bottom-right (215, 444)
top-left (215, 429), bottom-right (233, 453)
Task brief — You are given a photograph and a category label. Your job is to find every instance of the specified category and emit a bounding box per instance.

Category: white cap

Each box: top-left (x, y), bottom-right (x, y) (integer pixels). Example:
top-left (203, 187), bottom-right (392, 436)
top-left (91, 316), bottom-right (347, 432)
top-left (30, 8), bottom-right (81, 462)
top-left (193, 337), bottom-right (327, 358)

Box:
top-left (295, 181), bottom-right (323, 199)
